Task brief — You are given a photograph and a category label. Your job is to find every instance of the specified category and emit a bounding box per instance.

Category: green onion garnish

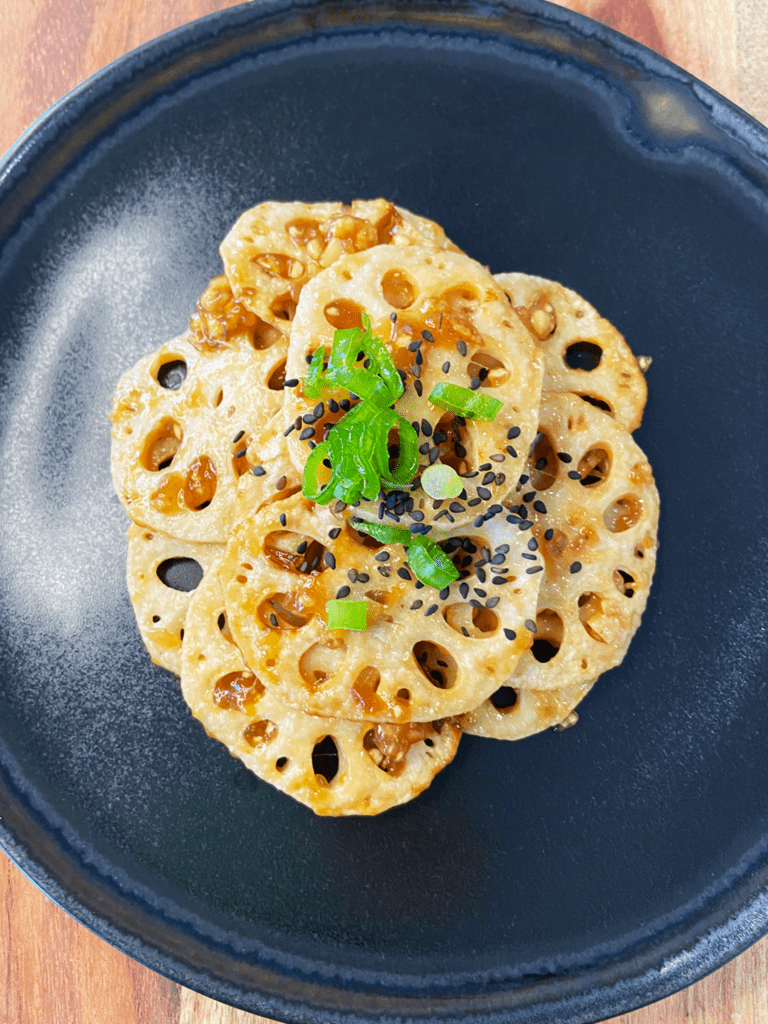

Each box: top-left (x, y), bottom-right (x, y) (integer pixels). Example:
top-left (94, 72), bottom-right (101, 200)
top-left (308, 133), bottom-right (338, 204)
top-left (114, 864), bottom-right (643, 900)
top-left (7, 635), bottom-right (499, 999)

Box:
top-left (302, 313), bottom-right (403, 408)
top-left (327, 599), bottom-right (368, 631)
top-left (351, 520), bottom-right (459, 590)
top-left (428, 382), bottom-right (503, 421)
top-left (421, 463), bottom-right (463, 499)
top-left (349, 520), bottom-right (412, 546)
top-left (407, 536), bottom-right (460, 590)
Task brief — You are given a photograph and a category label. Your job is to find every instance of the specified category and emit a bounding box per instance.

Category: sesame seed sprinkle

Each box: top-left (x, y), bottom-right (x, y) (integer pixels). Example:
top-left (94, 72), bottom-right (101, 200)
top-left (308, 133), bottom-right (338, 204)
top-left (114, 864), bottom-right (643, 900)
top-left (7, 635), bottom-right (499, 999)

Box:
top-left (425, 604), bottom-right (438, 616)
top-left (324, 552), bottom-right (336, 569)
top-left (336, 586), bottom-right (350, 599)
top-left (275, 476), bottom-right (287, 491)
top-left (568, 470), bottom-right (582, 480)
top-left (252, 466), bottom-right (266, 476)
top-left (557, 452), bottom-right (573, 463)
top-left (422, 329), bottom-right (434, 343)
top-left (328, 527), bottom-right (341, 539)
top-left (269, 613), bottom-right (279, 627)
top-left (525, 619), bottom-right (537, 633)
top-left (526, 565), bottom-right (544, 574)
top-left (504, 628), bottom-right (516, 641)
top-left (457, 339), bottom-right (467, 356)
top-left (279, 513), bottom-right (287, 526)
top-left (570, 561), bottom-right (582, 573)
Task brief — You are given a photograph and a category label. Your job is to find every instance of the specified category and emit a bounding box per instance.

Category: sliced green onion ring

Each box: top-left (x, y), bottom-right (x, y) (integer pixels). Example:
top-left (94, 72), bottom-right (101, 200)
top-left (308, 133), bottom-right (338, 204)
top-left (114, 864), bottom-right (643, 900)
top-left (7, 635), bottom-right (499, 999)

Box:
top-left (428, 382), bottom-right (503, 421)
top-left (421, 463), bottom-right (463, 499)
top-left (327, 600), bottom-right (368, 630)
top-left (407, 536), bottom-right (460, 589)
top-left (350, 520), bottom-right (413, 546)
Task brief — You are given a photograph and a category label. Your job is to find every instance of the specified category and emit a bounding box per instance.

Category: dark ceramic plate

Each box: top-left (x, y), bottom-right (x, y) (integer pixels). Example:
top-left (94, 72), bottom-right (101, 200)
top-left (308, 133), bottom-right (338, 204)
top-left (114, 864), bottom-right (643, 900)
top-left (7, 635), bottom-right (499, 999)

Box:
top-left (1, 1), bottom-right (767, 1021)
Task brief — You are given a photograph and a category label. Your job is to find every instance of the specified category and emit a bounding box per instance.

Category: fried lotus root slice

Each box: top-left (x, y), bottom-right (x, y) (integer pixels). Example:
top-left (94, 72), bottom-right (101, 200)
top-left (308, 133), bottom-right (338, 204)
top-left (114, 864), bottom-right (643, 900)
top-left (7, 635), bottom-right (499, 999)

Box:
top-left (181, 564), bottom-right (461, 816)
top-left (220, 199), bottom-right (461, 330)
top-left (494, 273), bottom-right (647, 432)
top-left (232, 419), bottom-right (302, 527)
top-left (220, 493), bottom-right (543, 722)
top-left (283, 246), bottom-right (543, 529)
top-left (501, 391), bottom-right (658, 691)
top-left (110, 330), bottom-right (287, 542)
top-left (126, 523), bottom-right (224, 675)
top-left (460, 678), bottom-right (595, 739)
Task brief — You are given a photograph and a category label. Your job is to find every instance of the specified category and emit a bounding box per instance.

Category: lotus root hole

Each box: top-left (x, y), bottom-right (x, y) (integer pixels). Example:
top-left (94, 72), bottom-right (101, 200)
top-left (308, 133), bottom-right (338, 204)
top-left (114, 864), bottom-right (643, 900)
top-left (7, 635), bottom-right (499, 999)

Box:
top-left (312, 735), bottom-right (339, 784)
top-left (243, 719), bottom-right (277, 749)
top-left (578, 592), bottom-right (608, 643)
top-left (442, 602), bottom-right (498, 639)
top-left (286, 217), bottom-right (322, 252)
top-left (141, 419), bottom-right (182, 471)
top-left (152, 614), bottom-right (160, 623)
top-left (253, 253), bottom-right (305, 280)
top-left (299, 640), bottom-right (347, 687)
top-left (275, 757), bottom-right (288, 772)
top-left (467, 351), bottom-right (509, 388)
top-left (489, 686), bottom-right (518, 712)
top-left (268, 358), bottom-right (287, 390)
top-left (324, 298), bottom-right (364, 330)
top-left (363, 723), bottom-right (434, 776)
top-left (397, 688), bottom-right (411, 702)
top-left (440, 284), bottom-right (480, 320)
top-left (531, 609), bottom-right (564, 663)
top-left (435, 413), bottom-right (474, 473)
top-left (214, 672), bottom-right (265, 714)
top-left (259, 594), bottom-right (310, 630)
top-left (634, 545), bottom-right (645, 559)
top-left (181, 456), bottom-right (217, 510)
top-left (565, 341), bottom-right (603, 371)
top-left (544, 528), bottom-right (568, 557)
top-left (270, 293), bottom-right (297, 322)
top-left (603, 495), bottom-right (642, 532)
top-left (413, 641), bottom-right (458, 689)
top-left (252, 315), bottom-right (283, 350)
top-left (528, 299), bottom-right (557, 340)
top-left (232, 439), bottom-right (250, 477)
top-left (528, 431), bottom-right (558, 490)
top-left (381, 268), bottom-right (416, 309)
top-left (265, 531), bottom-right (327, 574)
top-left (579, 394), bottom-right (613, 415)
top-left (156, 557), bottom-right (203, 592)
top-left (216, 612), bottom-right (233, 640)
top-left (578, 447), bottom-right (611, 487)
top-left (614, 568), bottom-right (636, 598)
top-left (155, 358), bottom-right (187, 390)
top-left (214, 388), bottom-right (224, 407)
top-left (350, 667), bottom-right (384, 715)
top-left (365, 590), bottom-right (390, 606)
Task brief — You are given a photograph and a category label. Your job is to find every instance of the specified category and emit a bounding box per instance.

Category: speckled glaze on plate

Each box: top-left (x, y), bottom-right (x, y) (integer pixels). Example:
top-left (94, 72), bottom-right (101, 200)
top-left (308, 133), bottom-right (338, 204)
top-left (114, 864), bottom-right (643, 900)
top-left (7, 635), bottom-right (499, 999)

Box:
top-left (1, 2), bottom-right (767, 1022)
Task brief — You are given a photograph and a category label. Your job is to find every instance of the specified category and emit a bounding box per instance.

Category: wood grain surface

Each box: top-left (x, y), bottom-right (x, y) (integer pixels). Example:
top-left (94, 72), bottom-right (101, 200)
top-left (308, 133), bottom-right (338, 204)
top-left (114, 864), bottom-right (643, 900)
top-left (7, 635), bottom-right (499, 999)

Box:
top-left (0, 2), bottom-right (766, 1023)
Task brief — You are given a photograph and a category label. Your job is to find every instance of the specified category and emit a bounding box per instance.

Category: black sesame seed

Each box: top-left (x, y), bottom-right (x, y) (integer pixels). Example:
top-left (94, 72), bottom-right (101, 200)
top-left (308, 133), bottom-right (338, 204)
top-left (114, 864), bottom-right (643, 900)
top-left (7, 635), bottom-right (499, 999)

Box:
top-left (284, 424), bottom-right (296, 436)
top-left (414, 379), bottom-right (423, 396)
top-left (522, 553), bottom-right (537, 560)
top-left (474, 588), bottom-right (487, 598)
top-left (252, 466), bottom-right (266, 476)
top-left (568, 470), bottom-right (582, 480)
top-left (454, 443), bottom-right (467, 458)
top-left (467, 497), bottom-right (481, 507)
top-left (526, 565), bottom-right (544, 574)
top-left (357, 573), bottom-right (370, 583)
top-left (490, 454), bottom-right (505, 463)
top-left (486, 597), bottom-right (499, 608)
top-left (328, 527), bottom-right (341, 539)
top-left (477, 487), bottom-right (492, 500)
top-left (297, 541), bottom-right (307, 554)
top-left (425, 604), bottom-right (438, 616)
top-left (279, 513), bottom-right (287, 527)
top-left (457, 339), bottom-right (468, 356)
top-left (469, 599), bottom-right (483, 610)
top-left (390, 311), bottom-right (398, 322)
top-left (299, 427), bottom-right (315, 441)
top-left (411, 510), bottom-right (425, 522)
top-left (283, 378), bottom-right (299, 388)
top-left (377, 566), bottom-right (391, 577)
top-left (570, 561), bottom-right (583, 574)
top-left (449, 502), bottom-right (465, 513)
top-left (519, 520), bottom-right (534, 531)
top-left (439, 587), bottom-right (450, 600)
top-left (470, 377), bottom-right (481, 390)
top-left (336, 586), bottom-right (351, 599)
top-left (410, 600), bottom-right (423, 610)
top-left (492, 576), bottom-right (507, 585)
top-left (459, 582), bottom-right (469, 599)
top-left (557, 452), bottom-right (573, 463)
top-left (535, 457), bottom-right (547, 471)
top-left (397, 568), bottom-right (412, 580)
top-left (442, 361), bottom-right (450, 373)
top-left (340, 398), bottom-right (351, 411)
top-left (422, 329), bottom-right (434, 343)
top-left (348, 569), bottom-right (358, 582)
top-left (507, 426), bottom-right (521, 439)
top-left (324, 552), bottom-right (336, 569)
top-left (525, 619), bottom-right (537, 633)
top-left (503, 628), bottom-right (517, 641)
top-left (522, 491), bottom-right (535, 503)
top-left (410, 363), bottom-right (421, 378)
top-left (476, 567), bottom-right (487, 583)
top-left (232, 430), bottom-right (245, 444)
top-left (473, 516), bottom-right (485, 528)
top-left (544, 528), bottom-right (554, 540)
top-left (506, 446), bottom-right (518, 457)
top-left (490, 553), bottom-right (505, 565)
top-left (269, 613), bottom-right (279, 627)
top-left (275, 475), bottom-right (287, 491)
top-left (533, 500), bottom-right (547, 514)
top-left (407, 339), bottom-right (421, 352)
top-left (415, 349), bottom-right (424, 366)
top-left (375, 551), bottom-right (390, 561)
top-left (481, 471), bottom-right (495, 486)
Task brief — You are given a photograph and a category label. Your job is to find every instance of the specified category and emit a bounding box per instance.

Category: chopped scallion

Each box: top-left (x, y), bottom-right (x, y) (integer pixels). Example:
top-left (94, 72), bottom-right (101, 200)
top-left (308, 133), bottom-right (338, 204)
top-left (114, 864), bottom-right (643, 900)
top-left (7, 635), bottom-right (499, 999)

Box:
top-left (421, 463), bottom-right (463, 499)
top-left (428, 382), bottom-right (503, 421)
top-left (327, 599), bottom-right (368, 630)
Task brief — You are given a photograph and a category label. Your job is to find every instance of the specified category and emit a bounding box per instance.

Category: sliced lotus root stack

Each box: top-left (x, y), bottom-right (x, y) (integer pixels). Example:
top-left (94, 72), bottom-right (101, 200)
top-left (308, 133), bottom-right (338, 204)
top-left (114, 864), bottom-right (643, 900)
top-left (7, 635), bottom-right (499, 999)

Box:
top-left (126, 523), bottom-right (224, 674)
top-left (460, 678), bottom-right (595, 740)
top-left (498, 391), bottom-right (658, 692)
top-left (181, 565), bottom-right (461, 816)
top-left (110, 328), bottom-right (288, 543)
top-left (220, 492), bottom-right (542, 723)
top-left (494, 273), bottom-right (647, 432)
top-left (220, 199), bottom-right (460, 330)
top-left (282, 246), bottom-right (543, 530)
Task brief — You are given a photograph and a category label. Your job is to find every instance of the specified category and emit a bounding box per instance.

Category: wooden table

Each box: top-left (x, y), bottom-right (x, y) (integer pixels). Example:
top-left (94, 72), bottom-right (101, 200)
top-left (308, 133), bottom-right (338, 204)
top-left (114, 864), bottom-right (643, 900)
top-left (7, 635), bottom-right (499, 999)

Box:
top-left (1, 1), bottom-right (767, 1022)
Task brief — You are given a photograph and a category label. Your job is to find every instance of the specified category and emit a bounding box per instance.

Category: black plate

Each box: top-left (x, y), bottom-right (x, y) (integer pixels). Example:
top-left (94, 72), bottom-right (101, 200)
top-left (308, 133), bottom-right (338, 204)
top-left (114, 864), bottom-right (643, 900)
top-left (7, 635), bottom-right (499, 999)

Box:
top-left (1, 2), bottom-right (767, 1021)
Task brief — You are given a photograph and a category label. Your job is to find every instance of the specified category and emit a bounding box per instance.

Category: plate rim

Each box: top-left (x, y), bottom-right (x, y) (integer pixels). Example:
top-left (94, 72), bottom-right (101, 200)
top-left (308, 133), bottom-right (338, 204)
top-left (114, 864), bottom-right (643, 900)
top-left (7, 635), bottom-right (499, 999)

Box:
top-left (1, 1), bottom-right (768, 1021)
